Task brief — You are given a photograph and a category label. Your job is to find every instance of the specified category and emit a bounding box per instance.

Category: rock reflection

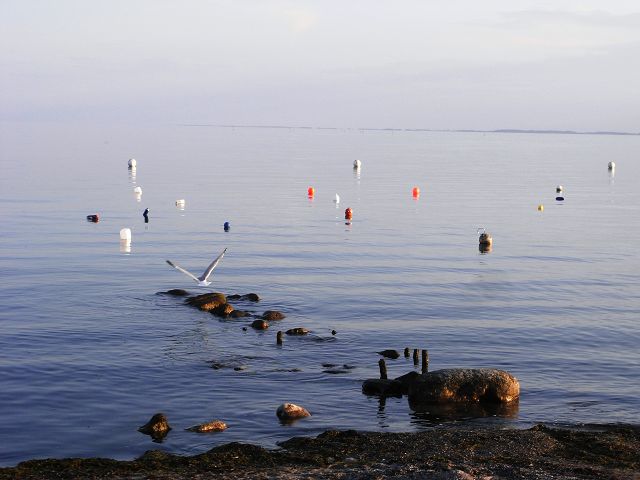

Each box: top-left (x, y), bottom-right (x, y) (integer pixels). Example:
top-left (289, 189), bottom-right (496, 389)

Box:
top-left (409, 400), bottom-right (519, 426)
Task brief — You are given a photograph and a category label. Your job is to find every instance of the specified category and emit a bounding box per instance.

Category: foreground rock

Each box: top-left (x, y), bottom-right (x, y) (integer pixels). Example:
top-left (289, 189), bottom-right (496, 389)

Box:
top-left (137, 413), bottom-right (171, 441)
top-left (185, 292), bottom-right (227, 311)
top-left (262, 310), bottom-right (286, 321)
top-left (276, 403), bottom-right (311, 421)
top-left (3, 425), bottom-right (638, 479)
top-left (186, 420), bottom-right (227, 433)
top-left (408, 368), bottom-right (519, 405)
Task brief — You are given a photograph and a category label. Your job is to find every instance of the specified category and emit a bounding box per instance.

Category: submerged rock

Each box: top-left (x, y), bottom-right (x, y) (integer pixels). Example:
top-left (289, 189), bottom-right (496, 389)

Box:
top-left (251, 319), bottom-right (269, 330)
top-left (408, 368), bottom-right (520, 405)
top-left (138, 413), bottom-right (171, 441)
top-left (228, 293), bottom-right (260, 302)
top-left (262, 310), bottom-right (286, 321)
top-left (377, 349), bottom-right (400, 359)
top-left (276, 403), bottom-right (311, 421)
top-left (186, 420), bottom-right (227, 433)
top-left (285, 327), bottom-right (309, 335)
top-left (185, 292), bottom-right (227, 311)
top-left (210, 303), bottom-right (234, 317)
top-left (361, 379), bottom-right (403, 397)
top-left (230, 310), bottom-right (249, 318)
top-left (160, 289), bottom-right (189, 296)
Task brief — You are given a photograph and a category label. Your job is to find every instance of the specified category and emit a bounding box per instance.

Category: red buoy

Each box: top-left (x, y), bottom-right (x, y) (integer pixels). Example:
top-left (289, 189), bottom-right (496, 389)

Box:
top-left (412, 186), bottom-right (420, 198)
top-left (307, 186), bottom-right (315, 197)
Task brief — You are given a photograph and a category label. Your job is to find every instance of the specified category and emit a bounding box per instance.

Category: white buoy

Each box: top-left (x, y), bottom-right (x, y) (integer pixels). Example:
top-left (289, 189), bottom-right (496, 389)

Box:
top-left (608, 161), bottom-right (616, 170)
top-left (128, 158), bottom-right (137, 168)
top-left (333, 194), bottom-right (340, 204)
top-left (119, 228), bottom-right (131, 243)
top-left (556, 185), bottom-right (564, 193)
top-left (175, 199), bottom-right (185, 207)
top-left (133, 186), bottom-right (142, 194)
top-left (353, 159), bottom-right (361, 170)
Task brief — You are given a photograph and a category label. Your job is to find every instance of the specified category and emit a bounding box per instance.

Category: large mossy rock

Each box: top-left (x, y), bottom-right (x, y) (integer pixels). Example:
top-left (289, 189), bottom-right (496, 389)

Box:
top-left (185, 293), bottom-right (227, 311)
top-left (407, 368), bottom-right (519, 405)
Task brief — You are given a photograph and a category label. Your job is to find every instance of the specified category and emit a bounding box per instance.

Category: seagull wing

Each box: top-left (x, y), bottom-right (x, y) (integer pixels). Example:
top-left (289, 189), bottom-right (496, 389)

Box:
top-left (166, 260), bottom-right (200, 283)
top-left (199, 248), bottom-right (227, 282)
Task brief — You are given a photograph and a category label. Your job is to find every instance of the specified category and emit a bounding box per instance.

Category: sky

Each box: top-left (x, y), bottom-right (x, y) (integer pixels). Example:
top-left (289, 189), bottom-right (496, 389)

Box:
top-left (1, 0), bottom-right (639, 131)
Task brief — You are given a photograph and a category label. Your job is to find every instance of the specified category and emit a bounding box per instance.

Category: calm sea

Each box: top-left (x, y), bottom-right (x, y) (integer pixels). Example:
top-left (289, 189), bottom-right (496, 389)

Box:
top-left (1, 122), bottom-right (639, 466)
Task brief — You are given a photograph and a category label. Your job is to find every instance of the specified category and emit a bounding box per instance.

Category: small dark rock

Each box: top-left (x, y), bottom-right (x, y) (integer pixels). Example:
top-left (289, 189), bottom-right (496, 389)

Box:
top-left (342, 364), bottom-right (356, 370)
top-left (228, 293), bottom-right (260, 302)
top-left (185, 292), bottom-right (227, 311)
top-left (163, 289), bottom-right (189, 296)
top-left (362, 379), bottom-right (403, 397)
top-left (138, 413), bottom-right (171, 441)
top-left (262, 310), bottom-right (286, 321)
top-left (331, 330), bottom-right (337, 335)
top-left (322, 363), bottom-right (337, 368)
top-left (251, 319), bottom-right (269, 330)
top-left (210, 303), bottom-right (234, 317)
top-left (230, 310), bottom-right (249, 318)
top-left (378, 349), bottom-right (400, 359)
top-left (286, 327), bottom-right (309, 335)
top-left (323, 369), bottom-right (349, 374)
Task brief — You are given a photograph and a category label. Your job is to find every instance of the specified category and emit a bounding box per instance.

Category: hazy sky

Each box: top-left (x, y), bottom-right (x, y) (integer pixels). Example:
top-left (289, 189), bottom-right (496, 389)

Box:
top-left (2, 1), bottom-right (639, 130)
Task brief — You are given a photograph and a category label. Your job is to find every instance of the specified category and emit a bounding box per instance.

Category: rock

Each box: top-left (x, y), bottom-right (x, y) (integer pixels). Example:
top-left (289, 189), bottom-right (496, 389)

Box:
top-left (162, 289), bottom-right (189, 296)
top-left (276, 403), bottom-right (311, 421)
top-left (286, 327), bottom-right (309, 335)
top-left (251, 319), bottom-right (269, 330)
top-left (185, 292), bottom-right (227, 311)
top-left (408, 368), bottom-right (520, 405)
top-left (186, 420), bottom-right (227, 433)
top-left (393, 371), bottom-right (421, 394)
top-left (377, 349), bottom-right (400, 359)
top-left (262, 310), bottom-right (286, 321)
top-left (228, 293), bottom-right (261, 302)
top-left (230, 310), bottom-right (249, 318)
top-left (210, 303), bottom-right (234, 317)
top-left (138, 413), bottom-right (171, 441)
top-left (361, 379), bottom-right (403, 396)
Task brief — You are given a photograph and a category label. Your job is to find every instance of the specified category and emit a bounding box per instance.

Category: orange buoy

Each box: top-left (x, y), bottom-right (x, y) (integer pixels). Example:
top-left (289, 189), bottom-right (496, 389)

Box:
top-left (344, 207), bottom-right (353, 220)
top-left (412, 186), bottom-right (420, 198)
top-left (307, 186), bottom-right (315, 197)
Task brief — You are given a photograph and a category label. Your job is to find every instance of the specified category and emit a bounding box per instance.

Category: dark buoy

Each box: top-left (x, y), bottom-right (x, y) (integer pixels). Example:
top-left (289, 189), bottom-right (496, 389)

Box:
top-left (86, 214), bottom-right (99, 223)
top-left (331, 330), bottom-right (337, 335)
top-left (555, 196), bottom-right (564, 201)
top-left (478, 227), bottom-right (492, 247)
top-left (224, 221), bottom-right (230, 232)
top-left (143, 208), bottom-right (149, 223)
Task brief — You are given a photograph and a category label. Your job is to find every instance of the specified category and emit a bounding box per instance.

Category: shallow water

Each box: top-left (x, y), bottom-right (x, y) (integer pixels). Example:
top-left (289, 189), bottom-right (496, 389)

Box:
top-left (1, 123), bottom-right (639, 465)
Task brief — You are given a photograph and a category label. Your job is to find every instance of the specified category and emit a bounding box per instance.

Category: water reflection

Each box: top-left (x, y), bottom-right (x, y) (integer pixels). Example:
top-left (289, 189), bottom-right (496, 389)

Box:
top-left (409, 401), bottom-right (519, 426)
top-left (119, 240), bottom-right (131, 254)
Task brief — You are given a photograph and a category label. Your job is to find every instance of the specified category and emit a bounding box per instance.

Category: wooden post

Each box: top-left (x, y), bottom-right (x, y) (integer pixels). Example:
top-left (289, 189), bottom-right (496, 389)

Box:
top-left (413, 348), bottom-right (420, 365)
top-left (404, 347), bottom-right (410, 358)
top-left (276, 331), bottom-right (283, 345)
top-left (378, 359), bottom-right (387, 380)
top-left (421, 349), bottom-right (429, 374)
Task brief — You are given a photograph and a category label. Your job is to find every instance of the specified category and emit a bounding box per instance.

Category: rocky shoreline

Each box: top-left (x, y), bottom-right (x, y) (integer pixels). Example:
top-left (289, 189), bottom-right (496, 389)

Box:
top-left (2, 424), bottom-right (638, 479)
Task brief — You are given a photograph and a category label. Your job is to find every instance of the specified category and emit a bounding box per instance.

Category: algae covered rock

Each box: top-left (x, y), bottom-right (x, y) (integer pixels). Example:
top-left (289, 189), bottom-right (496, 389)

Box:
top-left (408, 368), bottom-right (519, 405)
top-left (186, 420), bottom-right (227, 433)
top-left (185, 292), bottom-right (227, 311)
top-left (138, 413), bottom-right (171, 441)
top-left (262, 310), bottom-right (286, 321)
top-left (276, 403), bottom-right (311, 421)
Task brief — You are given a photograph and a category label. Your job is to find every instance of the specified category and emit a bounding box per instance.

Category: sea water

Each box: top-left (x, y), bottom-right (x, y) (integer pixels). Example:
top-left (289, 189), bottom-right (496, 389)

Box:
top-left (0, 123), bottom-right (639, 465)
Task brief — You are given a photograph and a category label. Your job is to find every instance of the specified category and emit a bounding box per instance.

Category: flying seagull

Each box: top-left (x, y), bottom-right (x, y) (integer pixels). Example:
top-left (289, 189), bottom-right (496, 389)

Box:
top-left (166, 248), bottom-right (227, 286)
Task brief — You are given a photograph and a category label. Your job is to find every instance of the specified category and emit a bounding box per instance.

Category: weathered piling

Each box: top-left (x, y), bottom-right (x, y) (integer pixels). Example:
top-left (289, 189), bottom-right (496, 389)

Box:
top-left (276, 331), bottom-right (283, 345)
top-left (378, 359), bottom-right (388, 380)
top-left (404, 347), bottom-right (410, 358)
top-left (413, 349), bottom-right (419, 365)
top-left (422, 349), bottom-right (429, 374)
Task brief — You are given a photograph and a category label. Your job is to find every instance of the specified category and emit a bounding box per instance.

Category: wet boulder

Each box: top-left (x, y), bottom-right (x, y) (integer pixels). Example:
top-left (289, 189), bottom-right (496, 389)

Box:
top-left (138, 413), bottom-right (171, 441)
top-left (362, 379), bottom-right (403, 396)
top-left (377, 349), bottom-right (400, 359)
top-left (230, 310), bottom-right (249, 318)
top-left (262, 310), bottom-right (286, 321)
top-left (276, 403), bottom-right (311, 421)
top-left (285, 327), bottom-right (309, 336)
top-left (210, 303), bottom-right (234, 317)
top-left (160, 289), bottom-right (189, 296)
top-left (185, 292), bottom-right (227, 311)
top-left (251, 319), bottom-right (269, 330)
top-left (228, 293), bottom-right (260, 302)
top-left (407, 368), bottom-right (520, 405)
top-left (186, 420), bottom-right (227, 433)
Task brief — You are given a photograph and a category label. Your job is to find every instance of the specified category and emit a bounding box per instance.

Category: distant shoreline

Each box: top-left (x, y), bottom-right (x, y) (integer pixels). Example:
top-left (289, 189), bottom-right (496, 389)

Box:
top-left (2, 423), bottom-right (638, 479)
top-left (179, 124), bottom-right (640, 136)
